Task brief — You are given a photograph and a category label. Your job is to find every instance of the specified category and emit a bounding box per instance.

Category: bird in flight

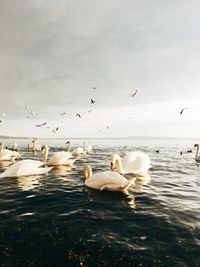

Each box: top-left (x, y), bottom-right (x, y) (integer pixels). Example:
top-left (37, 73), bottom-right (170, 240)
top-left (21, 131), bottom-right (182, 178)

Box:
top-left (76, 113), bottom-right (81, 118)
top-left (91, 99), bottom-right (95, 104)
top-left (35, 122), bottom-right (47, 127)
top-left (30, 110), bottom-right (37, 118)
top-left (180, 108), bottom-right (188, 115)
top-left (52, 127), bottom-right (59, 133)
top-left (131, 89), bottom-right (138, 97)
top-left (93, 87), bottom-right (96, 90)
top-left (60, 112), bottom-right (66, 116)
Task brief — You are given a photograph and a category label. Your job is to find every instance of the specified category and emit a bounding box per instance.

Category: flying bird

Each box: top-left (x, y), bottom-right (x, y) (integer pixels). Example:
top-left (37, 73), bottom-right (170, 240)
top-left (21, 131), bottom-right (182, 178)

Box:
top-left (60, 112), bottom-right (66, 116)
top-left (180, 108), bottom-right (188, 115)
top-left (76, 113), bottom-right (81, 118)
top-left (91, 99), bottom-right (95, 104)
top-left (52, 127), bottom-right (59, 133)
top-left (131, 89), bottom-right (138, 97)
top-left (35, 122), bottom-right (47, 127)
top-left (88, 110), bottom-right (93, 113)
top-left (30, 110), bottom-right (37, 118)
top-left (93, 87), bottom-right (96, 90)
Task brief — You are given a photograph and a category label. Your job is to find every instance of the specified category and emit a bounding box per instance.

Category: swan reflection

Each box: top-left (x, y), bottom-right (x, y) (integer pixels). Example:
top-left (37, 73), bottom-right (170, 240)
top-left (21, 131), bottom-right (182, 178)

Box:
top-left (124, 172), bottom-right (151, 192)
top-left (17, 175), bottom-right (42, 191)
top-left (51, 165), bottom-right (73, 176)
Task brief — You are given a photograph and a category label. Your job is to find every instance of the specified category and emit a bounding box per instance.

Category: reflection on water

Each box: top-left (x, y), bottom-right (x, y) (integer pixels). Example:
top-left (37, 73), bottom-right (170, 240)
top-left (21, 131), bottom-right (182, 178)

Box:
top-left (16, 175), bottom-right (42, 191)
top-left (51, 165), bottom-right (73, 176)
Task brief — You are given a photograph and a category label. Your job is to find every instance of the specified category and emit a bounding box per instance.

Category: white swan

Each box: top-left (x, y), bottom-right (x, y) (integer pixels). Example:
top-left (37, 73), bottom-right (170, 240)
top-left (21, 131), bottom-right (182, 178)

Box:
top-left (83, 141), bottom-right (93, 153)
top-left (83, 165), bottom-right (135, 192)
top-left (31, 139), bottom-right (41, 151)
top-left (66, 141), bottom-right (86, 157)
top-left (0, 159), bottom-right (52, 178)
top-left (110, 151), bottom-right (151, 175)
top-left (41, 144), bottom-right (76, 166)
top-left (0, 142), bottom-right (20, 161)
top-left (194, 144), bottom-right (200, 162)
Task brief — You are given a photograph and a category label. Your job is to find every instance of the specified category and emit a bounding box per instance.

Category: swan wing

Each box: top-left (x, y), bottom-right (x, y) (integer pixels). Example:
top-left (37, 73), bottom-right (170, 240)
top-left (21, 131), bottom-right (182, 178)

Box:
top-left (48, 152), bottom-right (72, 165)
top-left (0, 149), bottom-right (20, 161)
top-left (85, 171), bottom-right (127, 189)
top-left (0, 160), bottom-right (50, 178)
top-left (122, 151), bottom-right (151, 174)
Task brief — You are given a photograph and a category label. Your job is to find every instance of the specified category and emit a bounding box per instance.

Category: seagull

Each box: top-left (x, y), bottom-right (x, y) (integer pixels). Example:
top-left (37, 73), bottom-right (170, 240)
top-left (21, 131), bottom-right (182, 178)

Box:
top-left (76, 113), bottom-right (81, 118)
top-left (180, 108), bottom-right (188, 115)
top-left (52, 127), bottom-right (59, 133)
top-left (131, 89), bottom-right (138, 97)
top-left (35, 122), bottom-right (47, 127)
top-left (91, 99), bottom-right (95, 104)
top-left (30, 110), bottom-right (37, 118)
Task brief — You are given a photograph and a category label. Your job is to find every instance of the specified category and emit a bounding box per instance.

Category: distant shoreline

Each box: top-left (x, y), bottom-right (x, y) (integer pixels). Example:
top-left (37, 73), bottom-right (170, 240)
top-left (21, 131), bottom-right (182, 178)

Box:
top-left (0, 135), bottom-right (199, 141)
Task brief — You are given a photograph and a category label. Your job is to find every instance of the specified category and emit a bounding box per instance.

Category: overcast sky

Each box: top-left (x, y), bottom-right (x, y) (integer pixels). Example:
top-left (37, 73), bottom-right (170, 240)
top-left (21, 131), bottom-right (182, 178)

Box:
top-left (0, 0), bottom-right (200, 138)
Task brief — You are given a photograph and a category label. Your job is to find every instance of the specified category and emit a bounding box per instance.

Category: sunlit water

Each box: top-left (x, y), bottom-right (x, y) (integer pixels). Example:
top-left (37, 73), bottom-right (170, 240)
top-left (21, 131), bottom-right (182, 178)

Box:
top-left (0, 138), bottom-right (200, 266)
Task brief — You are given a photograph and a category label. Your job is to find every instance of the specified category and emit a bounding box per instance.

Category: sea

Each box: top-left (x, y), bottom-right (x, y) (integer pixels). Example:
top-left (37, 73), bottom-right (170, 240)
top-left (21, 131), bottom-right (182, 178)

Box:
top-left (0, 137), bottom-right (200, 267)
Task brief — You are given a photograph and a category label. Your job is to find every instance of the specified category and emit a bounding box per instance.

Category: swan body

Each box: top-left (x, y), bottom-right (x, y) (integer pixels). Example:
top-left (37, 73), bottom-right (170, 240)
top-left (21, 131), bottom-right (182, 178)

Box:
top-left (42, 145), bottom-right (76, 166)
top-left (0, 143), bottom-right (20, 161)
top-left (66, 141), bottom-right (86, 156)
top-left (83, 165), bottom-right (134, 192)
top-left (111, 151), bottom-right (151, 175)
top-left (0, 160), bottom-right (52, 178)
top-left (194, 144), bottom-right (200, 162)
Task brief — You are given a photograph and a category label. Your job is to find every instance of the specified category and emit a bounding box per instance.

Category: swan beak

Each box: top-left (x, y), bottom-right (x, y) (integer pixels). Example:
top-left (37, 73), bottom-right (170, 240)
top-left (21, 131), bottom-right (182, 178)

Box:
top-left (110, 162), bottom-right (114, 171)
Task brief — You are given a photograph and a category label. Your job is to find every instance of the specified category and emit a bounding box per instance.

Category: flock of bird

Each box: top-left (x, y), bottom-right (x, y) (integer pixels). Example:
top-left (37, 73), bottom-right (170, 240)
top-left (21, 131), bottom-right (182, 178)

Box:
top-left (0, 139), bottom-right (200, 193)
top-left (0, 139), bottom-right (153, 193)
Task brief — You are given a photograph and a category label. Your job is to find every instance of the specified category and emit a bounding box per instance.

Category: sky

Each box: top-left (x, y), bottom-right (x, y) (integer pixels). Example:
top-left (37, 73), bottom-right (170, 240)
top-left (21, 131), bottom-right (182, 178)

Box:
top-left (0, 0), bottom-right (200, 138)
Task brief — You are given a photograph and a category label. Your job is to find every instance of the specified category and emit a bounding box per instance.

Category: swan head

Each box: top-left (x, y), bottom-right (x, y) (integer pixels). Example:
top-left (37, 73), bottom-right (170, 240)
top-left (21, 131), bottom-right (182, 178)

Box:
top-left (110, 154), bottom-right (121, 173)
top-left (83, 165), bottom-right (92, 180)
top-left (194, 144), bottom-right (199, 148)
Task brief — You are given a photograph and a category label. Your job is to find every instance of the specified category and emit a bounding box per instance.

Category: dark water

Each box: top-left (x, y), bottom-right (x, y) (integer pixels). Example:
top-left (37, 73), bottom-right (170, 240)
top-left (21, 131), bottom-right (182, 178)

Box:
top-left (0, 138), bottom-right (200, 267)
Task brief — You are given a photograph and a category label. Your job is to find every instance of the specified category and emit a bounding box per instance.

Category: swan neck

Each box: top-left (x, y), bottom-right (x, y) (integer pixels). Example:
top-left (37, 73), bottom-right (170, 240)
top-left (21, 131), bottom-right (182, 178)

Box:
top-left (66, 141), bottom-right (71, 152)
top-left (83, 165), bottom-right (92, 180)
top-left (0, 143), bottom-right (4, 152)
top-left (195, 144), bottom-right (199, 159)
top-left (112, 154), bottom-right (123, 173)
top-left (43, 145), bottom-right (48, 162)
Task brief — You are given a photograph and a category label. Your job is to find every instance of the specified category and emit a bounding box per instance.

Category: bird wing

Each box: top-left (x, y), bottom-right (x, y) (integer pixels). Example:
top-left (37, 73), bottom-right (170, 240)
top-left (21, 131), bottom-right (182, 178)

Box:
top-left (122, 151), bottom-right (151, 174)
top-left (48, 152), bottom-right (72, 165)
top-left (85, 171), bottom-right (127, 189)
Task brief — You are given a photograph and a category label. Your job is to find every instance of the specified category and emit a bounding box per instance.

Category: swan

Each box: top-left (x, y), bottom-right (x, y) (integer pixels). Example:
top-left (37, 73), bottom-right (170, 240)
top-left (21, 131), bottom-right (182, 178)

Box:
top-left (83, 165), bottom-right (135, 192)
top-left (0, 159), bottom-right (52, 178)
top-left (110, 151), bottom-right (151, 175)
top-left (41, 144), bottom-right (76, 166)
top-left (66, 141), bottom-right (86, 157)
top-left (83, 141), bottom-right (93, 153)
top-left (194, 144), bottom-right (200, 162)
top-left (31, 139), bottom-right (41, 151)
top-left (0, 142), bottom-right (20, 161)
